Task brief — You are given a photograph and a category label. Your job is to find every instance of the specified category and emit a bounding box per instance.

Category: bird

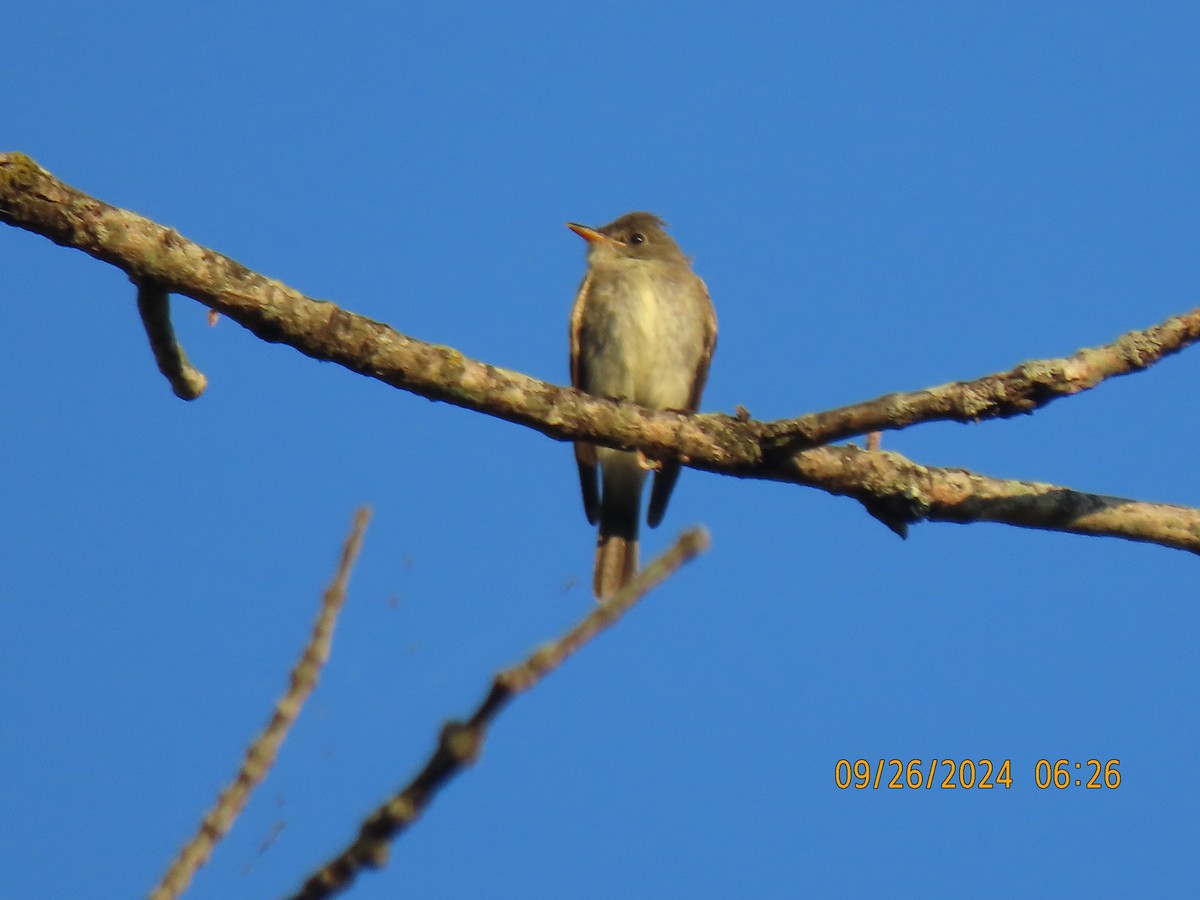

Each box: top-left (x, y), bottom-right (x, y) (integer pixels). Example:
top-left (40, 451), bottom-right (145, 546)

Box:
top-left (567, 212), bottom-right (717, 599)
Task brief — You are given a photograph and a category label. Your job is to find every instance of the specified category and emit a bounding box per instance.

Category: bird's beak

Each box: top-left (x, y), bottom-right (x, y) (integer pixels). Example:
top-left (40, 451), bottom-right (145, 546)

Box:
top-left (566, 222), bottom-right (614, 245)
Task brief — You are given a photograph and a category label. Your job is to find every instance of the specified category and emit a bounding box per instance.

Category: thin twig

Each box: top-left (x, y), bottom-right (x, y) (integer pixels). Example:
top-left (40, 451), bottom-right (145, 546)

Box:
top-left (149, 507), bottom-right (372, 900)
top-left (288, 528), bottom-right (711, 900)
top-left (761, 312), bottom-right (1200, 450)
top-left (136, 281), bottom-right (207, 400)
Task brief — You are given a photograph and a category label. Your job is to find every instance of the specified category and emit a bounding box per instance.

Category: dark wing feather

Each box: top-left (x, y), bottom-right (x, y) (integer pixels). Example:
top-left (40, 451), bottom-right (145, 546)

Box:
top-left (570, 270), bottom-right (600, 524)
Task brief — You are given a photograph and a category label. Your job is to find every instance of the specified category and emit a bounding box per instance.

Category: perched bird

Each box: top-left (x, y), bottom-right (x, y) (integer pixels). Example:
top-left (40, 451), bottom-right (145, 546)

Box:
top-left (567, 212), bottom-right (717, 599)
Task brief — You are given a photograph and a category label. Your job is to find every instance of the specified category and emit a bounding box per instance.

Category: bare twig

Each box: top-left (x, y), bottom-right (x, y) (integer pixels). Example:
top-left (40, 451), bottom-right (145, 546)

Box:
top-left (288, 528), bottom-right (711, 900)
top-left (136, 281), bottom-right (207, 400)
top-left (4, 153), bottom-right (1200, 554)
top-left (149, 508), bottom-right (372, 900)
top-left (760, 311), bottom-right (1200, 450)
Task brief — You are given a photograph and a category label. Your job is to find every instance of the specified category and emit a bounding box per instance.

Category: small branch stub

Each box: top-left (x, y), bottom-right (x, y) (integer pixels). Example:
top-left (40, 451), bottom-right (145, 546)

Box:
top-left (136, 281), bottom-right (207, 400)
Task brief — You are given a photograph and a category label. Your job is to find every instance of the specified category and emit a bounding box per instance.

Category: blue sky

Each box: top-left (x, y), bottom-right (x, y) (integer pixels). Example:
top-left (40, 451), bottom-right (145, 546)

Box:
top-left (4, 2), bottom-right (1200, 897)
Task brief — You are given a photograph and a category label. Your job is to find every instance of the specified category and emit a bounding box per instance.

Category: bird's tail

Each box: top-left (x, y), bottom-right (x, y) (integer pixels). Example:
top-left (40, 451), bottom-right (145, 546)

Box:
top-left (594, 451), bottom-right (645, 600)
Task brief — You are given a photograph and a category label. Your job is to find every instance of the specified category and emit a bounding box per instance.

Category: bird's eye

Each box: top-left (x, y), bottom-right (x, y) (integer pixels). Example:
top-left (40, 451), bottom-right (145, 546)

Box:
top-left (629, 232), bottom-right (646, 245)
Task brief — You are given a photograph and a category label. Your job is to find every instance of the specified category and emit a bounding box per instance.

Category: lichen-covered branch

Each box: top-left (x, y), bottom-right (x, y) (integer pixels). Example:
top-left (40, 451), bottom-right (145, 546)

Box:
top-left (288, 528), bottom-right (711, 900)
top-left (759, 310), bottom-right (1200, 451)
top-left (149, 508), bottom-right (371, 900)
top-left (780, 446), bottom-right (1200, 552)
top-left (4, 152), bottom-right (1199, 554)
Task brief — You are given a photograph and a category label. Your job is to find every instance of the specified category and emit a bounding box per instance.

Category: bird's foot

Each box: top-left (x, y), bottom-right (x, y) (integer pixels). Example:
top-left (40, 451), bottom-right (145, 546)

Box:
top-left (636, 450), bottom-right (662, 472)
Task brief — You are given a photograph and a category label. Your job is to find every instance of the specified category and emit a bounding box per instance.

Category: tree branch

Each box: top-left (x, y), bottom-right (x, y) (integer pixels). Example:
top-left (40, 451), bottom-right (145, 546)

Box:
top-left (288, 528), bottom-right (711, 900)
top-left (783, 446), bottom-right (1200, 552)
top-left (149, 508), bottom-right (371, 900)
top-left (759, 306), bottom-right (1200, 450)
top-left (4, 152), bottom-right (1199, 554)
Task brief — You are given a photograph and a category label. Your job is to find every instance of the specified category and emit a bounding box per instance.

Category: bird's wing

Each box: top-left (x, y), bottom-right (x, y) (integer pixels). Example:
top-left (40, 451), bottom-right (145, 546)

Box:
top-left (570, 270), bottom-right (600, 525)
top-left (648, 277), bottom-right (717, 528)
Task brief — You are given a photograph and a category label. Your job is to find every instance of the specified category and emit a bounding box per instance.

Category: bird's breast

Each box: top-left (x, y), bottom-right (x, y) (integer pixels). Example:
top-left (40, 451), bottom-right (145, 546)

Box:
top-left (578, 262), bottom-right (709, 410)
